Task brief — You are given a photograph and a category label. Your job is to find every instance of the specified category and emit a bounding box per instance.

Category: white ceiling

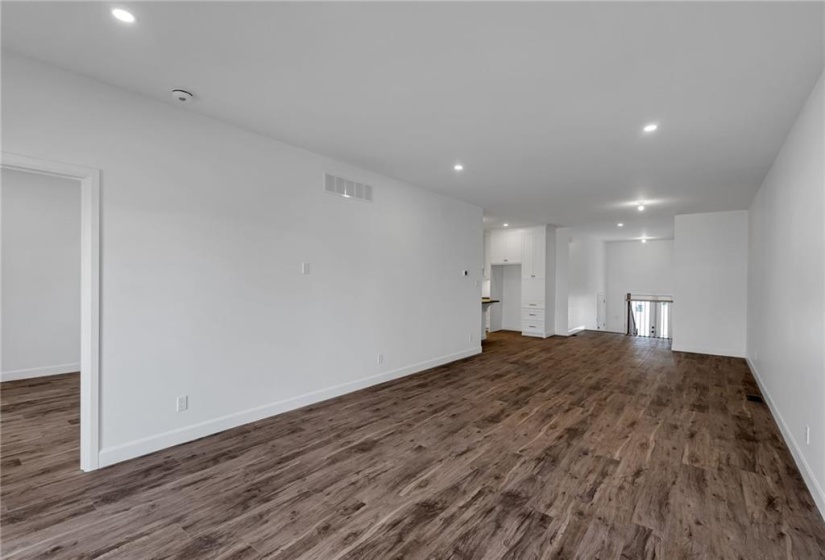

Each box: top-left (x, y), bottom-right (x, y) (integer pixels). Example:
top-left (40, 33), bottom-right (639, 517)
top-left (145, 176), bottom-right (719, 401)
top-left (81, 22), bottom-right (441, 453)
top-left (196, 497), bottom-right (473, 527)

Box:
top-left (3, 2), bottom-right (823, 240)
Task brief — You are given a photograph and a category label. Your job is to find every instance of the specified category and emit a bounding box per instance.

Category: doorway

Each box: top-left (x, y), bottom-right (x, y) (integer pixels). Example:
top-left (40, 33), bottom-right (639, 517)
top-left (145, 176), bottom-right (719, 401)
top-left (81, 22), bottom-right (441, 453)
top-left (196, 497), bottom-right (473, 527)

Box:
top-left (0, 153), bottom-right (100, 471)
top-left (596, 291), bottom-right (606, 331)
top-left (2, 169), bottom-right (81, 379)
top-left (489, 264), bottom-right (522, 332)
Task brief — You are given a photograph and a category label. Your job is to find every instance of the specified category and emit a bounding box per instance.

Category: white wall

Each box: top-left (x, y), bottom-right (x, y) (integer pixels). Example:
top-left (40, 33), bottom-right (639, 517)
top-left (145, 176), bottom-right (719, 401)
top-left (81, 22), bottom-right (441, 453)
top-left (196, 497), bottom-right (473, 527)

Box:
top-left (748, 70), bottom-right (825, 515)
top-left (488, 265), bottom-right (503, 332)
top-left (1, 52), bottom-right (483, 466)
top-left (554, 228), bottom-right (570, 335)
top-left (568, 233), bottom-right (606, 331)
top-left (543, 226), bottom-right (557, 336)
top-left (605, 239), bottom-right (674, 333)
top-left (1, 169), bottom-right (81, 380)
top-left (673, 211), bottom-right (748, 357)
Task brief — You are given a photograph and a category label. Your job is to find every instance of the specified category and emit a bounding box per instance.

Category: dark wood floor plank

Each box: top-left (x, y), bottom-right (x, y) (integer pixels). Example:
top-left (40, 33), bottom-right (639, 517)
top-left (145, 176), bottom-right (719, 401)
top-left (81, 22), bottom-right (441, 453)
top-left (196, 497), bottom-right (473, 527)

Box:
top-left (2, 332), bottom-right (824, 558)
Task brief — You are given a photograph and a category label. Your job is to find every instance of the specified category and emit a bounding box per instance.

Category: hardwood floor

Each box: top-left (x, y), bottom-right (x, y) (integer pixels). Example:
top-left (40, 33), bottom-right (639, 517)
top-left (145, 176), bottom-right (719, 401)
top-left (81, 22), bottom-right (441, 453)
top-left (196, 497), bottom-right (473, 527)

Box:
top-left (2, 331), bottom-right (824, 559)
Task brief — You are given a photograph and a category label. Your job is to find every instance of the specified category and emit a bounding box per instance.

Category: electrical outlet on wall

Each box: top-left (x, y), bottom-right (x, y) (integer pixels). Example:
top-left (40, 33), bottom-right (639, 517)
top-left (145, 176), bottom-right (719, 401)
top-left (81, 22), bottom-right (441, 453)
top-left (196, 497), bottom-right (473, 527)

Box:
top-left (301, 262), bottom-right (310, 275)
top-left (377, 354), bottom-right (384, 365)
top-left (806, 425), bottom-right (810, 445)
top-left (176, 395), bottom-right (188, 412)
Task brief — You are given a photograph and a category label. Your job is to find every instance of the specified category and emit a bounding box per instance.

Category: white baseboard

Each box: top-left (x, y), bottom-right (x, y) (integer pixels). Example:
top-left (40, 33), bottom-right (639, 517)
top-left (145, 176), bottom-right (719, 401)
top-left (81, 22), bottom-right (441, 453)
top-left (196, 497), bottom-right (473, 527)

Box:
top-left (550, 325), bottom-right (586, 336)
top-left (672, 342), bottom-right (745, 358)
top-left (521, 331), bottom-right (554, 338)
top-left (98, 347), bottom-right (481, 468)
top-left (1, 363), bottom-right (80, 382)
top-left (746, 357), bottom-right (825, 519)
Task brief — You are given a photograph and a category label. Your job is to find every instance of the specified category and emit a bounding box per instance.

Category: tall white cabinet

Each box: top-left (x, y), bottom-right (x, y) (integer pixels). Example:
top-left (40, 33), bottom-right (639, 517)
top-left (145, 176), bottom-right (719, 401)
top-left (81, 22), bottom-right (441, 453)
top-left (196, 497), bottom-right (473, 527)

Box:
top-left (521, 227), bottom-right (546, 279)
top-left (485, 226), bottom-right (557, 338)
top-left (520, 226), bottom-right (555, 337)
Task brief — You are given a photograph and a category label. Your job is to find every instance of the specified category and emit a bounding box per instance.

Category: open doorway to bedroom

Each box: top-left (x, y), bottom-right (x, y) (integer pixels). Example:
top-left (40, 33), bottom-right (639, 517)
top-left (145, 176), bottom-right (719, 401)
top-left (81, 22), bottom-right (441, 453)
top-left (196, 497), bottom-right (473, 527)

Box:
top-left (1, 154), bottom-right (100, 472)
top-left (2, 168), bottom-right (82, 381)
top-left (1, 168), bottom-right (83, 475)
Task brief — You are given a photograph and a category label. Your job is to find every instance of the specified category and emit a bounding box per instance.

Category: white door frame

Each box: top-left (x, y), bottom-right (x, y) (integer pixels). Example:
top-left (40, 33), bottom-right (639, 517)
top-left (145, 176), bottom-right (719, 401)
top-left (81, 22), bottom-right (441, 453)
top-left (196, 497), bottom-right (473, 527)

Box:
top-left (1, 152), bottom-right (101, 471)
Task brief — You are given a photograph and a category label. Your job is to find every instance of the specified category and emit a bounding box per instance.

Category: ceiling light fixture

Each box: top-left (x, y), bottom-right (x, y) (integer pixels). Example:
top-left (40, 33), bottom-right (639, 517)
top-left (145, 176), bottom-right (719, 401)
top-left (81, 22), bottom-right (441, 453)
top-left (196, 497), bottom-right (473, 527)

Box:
top-left (454, 164), bottom-right (464, 171)
top-left (643, 123), bottom-right (658, 133)
top-left (637, 203), bottom-right (646, 212)
top-left (641, 238), bottom-right (648, 243)
top-left (503, 223), bottom-right (509, 227)
top-left (111, 8), bottom-right (136, 23)
top-left (617, 223), bottom-right (624, 227)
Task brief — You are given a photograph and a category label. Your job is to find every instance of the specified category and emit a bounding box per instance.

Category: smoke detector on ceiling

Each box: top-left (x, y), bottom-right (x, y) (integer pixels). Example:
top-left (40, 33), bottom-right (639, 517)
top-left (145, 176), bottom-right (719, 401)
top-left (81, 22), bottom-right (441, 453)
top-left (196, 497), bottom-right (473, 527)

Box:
top-left (171, 89), bottom-right (193, 103)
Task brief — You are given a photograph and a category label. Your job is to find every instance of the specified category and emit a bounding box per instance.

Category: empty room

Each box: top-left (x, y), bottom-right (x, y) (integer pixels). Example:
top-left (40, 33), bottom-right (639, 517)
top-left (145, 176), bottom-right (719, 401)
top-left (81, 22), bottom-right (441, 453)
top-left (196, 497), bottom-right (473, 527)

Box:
top-left (1, 1), bottom-right (824, 558)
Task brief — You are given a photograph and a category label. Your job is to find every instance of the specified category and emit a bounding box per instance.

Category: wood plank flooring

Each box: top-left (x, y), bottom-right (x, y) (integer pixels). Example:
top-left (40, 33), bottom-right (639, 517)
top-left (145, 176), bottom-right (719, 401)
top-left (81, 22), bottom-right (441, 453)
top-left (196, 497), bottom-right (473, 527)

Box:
top-left (2, 331), bottom-right (824, 558)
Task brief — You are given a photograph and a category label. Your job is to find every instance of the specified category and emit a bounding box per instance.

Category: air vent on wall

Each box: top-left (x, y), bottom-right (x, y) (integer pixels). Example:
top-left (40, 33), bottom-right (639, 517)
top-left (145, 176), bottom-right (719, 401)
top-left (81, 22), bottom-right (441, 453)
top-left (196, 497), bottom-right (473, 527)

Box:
top-left (324, 173), bottom-right (373, 202)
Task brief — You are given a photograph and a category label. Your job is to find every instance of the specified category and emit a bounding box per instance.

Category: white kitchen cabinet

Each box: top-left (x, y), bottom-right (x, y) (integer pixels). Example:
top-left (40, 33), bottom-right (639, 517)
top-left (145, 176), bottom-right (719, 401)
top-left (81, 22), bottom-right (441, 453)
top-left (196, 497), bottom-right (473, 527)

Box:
top-left (521, 230), bottom-right (533, 275)
top-left (504, 229), bottom-right (522, 263)
top-left (521, 321), bottom-right (544, 337)
top-left (521, 308), bottom-right (545, 322)
top-left (521, 226), bottom-right (546, 279)
top-left (485, 225), bottom-right (556, 339)
top-left (521, 225), bottom-right (552, 338)
top-left (489, 229), bottom-right (522, 265)
top-left (521, 276), bottom-right (545, 308)
top-left (489, 230), bottom-right (506, 264)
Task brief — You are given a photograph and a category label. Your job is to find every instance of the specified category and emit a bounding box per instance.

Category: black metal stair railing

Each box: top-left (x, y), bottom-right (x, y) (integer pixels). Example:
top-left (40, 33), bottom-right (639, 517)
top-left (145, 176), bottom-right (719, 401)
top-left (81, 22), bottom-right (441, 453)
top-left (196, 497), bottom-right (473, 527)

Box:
top-left (625, 293), bottom-right (673, 339)
top-left (626, 293), bottom-right (638, 336)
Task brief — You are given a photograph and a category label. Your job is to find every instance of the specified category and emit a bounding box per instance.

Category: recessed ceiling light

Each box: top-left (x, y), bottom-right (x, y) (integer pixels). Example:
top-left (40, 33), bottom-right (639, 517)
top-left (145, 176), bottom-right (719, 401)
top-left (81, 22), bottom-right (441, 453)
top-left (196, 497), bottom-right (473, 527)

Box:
top-left (503, 223), bottom-right (509, 227)
top-left (617, 223), bottom-right (624, 227)
top-left (454, 164), bottom-right (464, 171)
top-left (111, 8), bottom-right (136, 23)
top-left (637, 204), bottom-right (645, 212)
top-left (643, 123), bottom-right (658, 133)
top-left (641, 238), bottom-right (648, 243)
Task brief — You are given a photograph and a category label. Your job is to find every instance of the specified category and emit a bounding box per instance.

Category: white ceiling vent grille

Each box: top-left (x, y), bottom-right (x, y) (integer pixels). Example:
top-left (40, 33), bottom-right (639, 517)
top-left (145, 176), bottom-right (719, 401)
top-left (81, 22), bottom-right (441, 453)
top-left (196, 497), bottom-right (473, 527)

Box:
top-left (324, 173), bottom-right (373, 202)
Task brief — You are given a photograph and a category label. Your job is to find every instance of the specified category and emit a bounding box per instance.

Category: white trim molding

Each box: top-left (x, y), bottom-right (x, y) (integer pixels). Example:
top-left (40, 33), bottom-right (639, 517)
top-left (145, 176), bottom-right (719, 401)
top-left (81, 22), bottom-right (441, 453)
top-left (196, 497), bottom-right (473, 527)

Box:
top-left (672, 342), bottom-right (746, 358)
top-left (1, 152), bottom-right (101, 472)
top-left (747, 357), bottom-right (825, 519)
top-left (1, 363), bottom-right (81, 382)
top-left (98, 347), bottom-right (481, 467)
